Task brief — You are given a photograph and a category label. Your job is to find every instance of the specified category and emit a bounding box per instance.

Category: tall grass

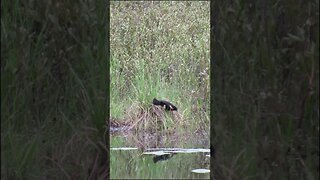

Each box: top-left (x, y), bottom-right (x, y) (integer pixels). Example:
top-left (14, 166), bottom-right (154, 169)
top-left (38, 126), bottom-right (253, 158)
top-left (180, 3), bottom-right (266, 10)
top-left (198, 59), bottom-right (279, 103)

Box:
top-left (110, 2), bottom-right (210, 132)
top-left (212, 0), bottom-right (319, 179)
top-left (1, 0), bottom-right (108, 179)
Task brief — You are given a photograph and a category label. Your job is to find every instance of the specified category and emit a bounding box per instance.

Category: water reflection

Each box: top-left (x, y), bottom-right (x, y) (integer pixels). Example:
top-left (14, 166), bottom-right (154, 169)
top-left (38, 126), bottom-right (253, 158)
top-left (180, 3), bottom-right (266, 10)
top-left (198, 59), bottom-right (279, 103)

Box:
top-left (153, 153), bottom-right (176, 163)
top-left (110, 115), bottom-right (210, 179)
top-left (111, 146), bottom-right (210, 179)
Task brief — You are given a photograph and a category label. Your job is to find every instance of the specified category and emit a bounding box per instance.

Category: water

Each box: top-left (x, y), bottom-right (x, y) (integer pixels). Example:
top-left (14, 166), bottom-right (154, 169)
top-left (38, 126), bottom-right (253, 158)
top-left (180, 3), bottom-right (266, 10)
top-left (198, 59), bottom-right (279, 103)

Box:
top-left (110, 131), bottom-right (210, 179)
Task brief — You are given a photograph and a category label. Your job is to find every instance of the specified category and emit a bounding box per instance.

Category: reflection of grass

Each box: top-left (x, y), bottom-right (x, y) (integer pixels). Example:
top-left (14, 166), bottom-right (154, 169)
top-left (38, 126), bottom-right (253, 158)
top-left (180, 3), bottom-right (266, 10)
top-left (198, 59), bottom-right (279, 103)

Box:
top-left (110, 2), bottom-right (210, 133)
top-left (110, 149), bottom-right (210, 179)
top-left (1, 0), bottom-right (107, 179)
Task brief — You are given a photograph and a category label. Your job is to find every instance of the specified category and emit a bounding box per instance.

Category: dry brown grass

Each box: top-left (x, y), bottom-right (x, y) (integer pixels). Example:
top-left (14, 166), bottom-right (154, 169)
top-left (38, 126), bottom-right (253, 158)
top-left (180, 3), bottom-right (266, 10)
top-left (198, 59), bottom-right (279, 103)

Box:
top-left (110, 104), bottom-right (186, 134)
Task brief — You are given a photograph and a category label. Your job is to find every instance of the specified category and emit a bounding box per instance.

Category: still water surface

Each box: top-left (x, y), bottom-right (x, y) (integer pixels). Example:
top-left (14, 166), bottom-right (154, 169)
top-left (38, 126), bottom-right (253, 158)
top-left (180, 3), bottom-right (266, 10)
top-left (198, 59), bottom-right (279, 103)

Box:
top-left (110, 131), bottom-right (210, 179)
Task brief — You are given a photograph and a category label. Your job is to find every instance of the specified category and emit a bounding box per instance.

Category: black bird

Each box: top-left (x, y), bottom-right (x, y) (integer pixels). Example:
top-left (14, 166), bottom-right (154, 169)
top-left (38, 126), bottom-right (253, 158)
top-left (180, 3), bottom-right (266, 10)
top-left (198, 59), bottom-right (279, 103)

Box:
top-left (153, 98), bottom-right (178, 111)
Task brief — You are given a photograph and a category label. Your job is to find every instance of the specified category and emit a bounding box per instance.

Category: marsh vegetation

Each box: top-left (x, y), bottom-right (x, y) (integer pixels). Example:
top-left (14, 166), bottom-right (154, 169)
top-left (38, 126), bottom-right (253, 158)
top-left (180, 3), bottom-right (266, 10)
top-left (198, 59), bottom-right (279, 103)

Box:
top-left (110, 2), bottom-right (210, 134)
top-left (110, 2), bottom-right (210, 179)
top-left (1, 1), bottom-right (108, 179)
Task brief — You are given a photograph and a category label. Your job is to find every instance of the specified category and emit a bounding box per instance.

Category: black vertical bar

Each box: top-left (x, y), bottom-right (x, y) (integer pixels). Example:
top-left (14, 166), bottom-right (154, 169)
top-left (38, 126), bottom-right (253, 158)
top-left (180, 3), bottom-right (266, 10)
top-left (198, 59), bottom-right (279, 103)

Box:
top-left (106, 0), bottom-right (110, 179)
top-left (210, 1), bottom-right (217, 180)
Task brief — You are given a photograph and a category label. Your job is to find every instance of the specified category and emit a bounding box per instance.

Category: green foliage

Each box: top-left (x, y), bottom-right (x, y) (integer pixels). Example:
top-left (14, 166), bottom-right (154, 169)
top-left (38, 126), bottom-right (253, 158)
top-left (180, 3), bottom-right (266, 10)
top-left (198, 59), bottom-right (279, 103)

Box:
top-left (1, 0), bottom-right (108, 179)
top-left (110, 2), bottom-right (210, 130)
top-left (212, 0), bottom-right (319, 179)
